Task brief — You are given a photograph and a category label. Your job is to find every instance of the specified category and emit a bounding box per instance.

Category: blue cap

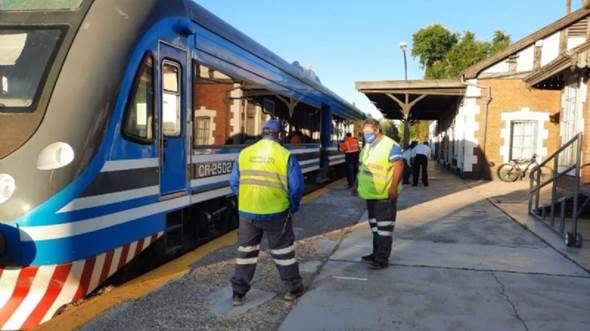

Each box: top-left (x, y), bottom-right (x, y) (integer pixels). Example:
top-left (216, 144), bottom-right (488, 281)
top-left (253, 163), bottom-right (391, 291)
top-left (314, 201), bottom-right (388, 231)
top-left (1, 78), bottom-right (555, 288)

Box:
top-left (263, 119), bottom-right (284, 133)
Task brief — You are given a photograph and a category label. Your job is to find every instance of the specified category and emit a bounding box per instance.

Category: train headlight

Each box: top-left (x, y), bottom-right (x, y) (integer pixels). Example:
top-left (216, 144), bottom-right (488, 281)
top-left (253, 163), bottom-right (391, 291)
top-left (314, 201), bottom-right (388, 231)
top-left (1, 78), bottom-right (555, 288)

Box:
top-left (36, 142), bottom-right (75, 170)
top-left (0, 174), bottom-right (16, 204)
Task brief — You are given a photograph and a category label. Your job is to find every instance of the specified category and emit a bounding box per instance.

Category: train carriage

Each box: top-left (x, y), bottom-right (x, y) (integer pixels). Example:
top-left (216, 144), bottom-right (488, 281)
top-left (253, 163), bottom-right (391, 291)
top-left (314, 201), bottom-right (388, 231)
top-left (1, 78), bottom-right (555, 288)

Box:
top-left (0, 0), bottom-right (364, 329)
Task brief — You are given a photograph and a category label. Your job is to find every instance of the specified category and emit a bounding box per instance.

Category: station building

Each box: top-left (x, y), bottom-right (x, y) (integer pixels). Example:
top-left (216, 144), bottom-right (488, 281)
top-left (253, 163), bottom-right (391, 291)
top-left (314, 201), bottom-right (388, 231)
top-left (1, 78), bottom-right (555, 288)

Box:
top-left (357, 6), bottom-right (590, 182)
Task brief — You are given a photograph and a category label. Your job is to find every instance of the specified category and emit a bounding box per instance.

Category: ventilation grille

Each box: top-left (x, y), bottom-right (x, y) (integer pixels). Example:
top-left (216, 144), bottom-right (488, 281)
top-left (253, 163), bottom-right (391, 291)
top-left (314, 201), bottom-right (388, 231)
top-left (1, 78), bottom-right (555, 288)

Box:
top-left (569, 18), bottom-right (588, 37)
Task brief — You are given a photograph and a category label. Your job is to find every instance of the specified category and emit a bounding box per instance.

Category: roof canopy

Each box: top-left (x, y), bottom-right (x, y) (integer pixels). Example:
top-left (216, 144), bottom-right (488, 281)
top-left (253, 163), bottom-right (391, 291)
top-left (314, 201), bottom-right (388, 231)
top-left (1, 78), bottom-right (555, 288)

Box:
top-left (463, 8), bottom-right (590, 79)
top-left (355, 80), bottom-right (466, 120)
top-left (525, 41), bottom-right (590, 89)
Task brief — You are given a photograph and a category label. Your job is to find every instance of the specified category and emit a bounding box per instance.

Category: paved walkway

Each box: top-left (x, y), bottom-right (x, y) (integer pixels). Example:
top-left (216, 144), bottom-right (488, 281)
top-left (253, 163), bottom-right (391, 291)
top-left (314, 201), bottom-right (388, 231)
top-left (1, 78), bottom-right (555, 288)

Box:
top-left (280, 165), bottom-right (590, 331)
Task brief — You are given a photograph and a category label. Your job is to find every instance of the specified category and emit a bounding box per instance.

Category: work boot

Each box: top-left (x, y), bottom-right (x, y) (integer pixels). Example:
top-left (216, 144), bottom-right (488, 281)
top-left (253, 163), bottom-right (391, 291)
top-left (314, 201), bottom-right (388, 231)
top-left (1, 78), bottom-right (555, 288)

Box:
top-left (232, 292), bottom-right (245, 306)
top-left (368, 260), bottom-right (388, 270)
top-left (283, 285), bottom-right (305, 302)
top-left (361, 253), bottom-right (375, 263)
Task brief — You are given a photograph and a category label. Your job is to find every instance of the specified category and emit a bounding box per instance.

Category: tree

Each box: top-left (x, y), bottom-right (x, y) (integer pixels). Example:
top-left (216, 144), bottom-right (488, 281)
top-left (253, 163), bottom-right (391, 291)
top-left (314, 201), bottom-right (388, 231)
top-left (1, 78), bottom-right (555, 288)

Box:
top-left (396, 121), bottom-right (430, 145)
top-left (412, 25), bottom-right (511, 79)
top-left (381, 120), bottom-right (400, 142)
top-left (411, 24), bottom-right (458, 69)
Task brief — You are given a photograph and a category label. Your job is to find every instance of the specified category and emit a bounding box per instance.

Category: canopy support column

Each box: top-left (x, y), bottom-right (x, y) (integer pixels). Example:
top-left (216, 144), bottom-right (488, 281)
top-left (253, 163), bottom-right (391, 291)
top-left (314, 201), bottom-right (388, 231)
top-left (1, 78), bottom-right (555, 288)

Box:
top-left (386, 93), bottom-right (427, 145)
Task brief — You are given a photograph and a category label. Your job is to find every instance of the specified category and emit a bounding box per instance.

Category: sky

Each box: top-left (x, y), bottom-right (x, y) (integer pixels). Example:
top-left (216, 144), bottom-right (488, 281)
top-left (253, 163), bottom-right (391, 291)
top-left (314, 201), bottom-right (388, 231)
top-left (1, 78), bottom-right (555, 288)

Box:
top-left (196, 0), bottom-right (580, 118)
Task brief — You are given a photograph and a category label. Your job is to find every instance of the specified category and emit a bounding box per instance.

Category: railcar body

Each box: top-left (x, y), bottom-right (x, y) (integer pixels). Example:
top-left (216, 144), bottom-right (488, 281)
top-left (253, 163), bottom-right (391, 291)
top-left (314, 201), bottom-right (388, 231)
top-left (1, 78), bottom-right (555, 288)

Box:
top-left (0, 0), bottom-right (364, 329)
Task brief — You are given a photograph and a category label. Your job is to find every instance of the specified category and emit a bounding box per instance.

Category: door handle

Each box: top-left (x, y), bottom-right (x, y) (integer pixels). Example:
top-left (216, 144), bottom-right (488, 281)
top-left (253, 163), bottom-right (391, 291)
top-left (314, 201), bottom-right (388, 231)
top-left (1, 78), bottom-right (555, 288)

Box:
top-left (162, 139), bottom-right (168, 163)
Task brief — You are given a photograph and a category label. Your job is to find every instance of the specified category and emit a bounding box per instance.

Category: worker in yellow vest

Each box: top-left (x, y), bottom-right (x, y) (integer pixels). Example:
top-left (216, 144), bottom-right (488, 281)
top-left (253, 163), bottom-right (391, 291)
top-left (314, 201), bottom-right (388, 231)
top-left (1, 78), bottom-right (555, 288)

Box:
top-left (352, 118), bottom-right (404, 269)
top-left (229, 119), bottom-right (304, 306)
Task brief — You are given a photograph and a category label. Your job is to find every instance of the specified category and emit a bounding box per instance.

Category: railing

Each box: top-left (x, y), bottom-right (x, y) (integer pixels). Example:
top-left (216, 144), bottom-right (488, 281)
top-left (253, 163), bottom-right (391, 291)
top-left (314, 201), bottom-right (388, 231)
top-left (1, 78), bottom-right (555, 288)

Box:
top-left (529, 132), bottom-right (585, 247)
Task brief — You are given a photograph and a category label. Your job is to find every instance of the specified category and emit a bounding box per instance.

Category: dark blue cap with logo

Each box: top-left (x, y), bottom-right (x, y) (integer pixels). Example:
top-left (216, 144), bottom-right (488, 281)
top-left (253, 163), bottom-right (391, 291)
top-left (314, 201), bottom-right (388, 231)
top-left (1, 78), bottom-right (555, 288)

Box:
top-left (263, 119), bottom-right (284, 133)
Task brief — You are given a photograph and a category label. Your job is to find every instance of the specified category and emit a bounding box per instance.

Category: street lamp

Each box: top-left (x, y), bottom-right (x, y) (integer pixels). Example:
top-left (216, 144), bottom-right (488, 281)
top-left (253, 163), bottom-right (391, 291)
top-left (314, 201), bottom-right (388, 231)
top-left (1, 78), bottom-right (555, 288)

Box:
top-left (399, 42), bottom-right (410, 145)
top-left (399, 42), bottom-right (408, 81)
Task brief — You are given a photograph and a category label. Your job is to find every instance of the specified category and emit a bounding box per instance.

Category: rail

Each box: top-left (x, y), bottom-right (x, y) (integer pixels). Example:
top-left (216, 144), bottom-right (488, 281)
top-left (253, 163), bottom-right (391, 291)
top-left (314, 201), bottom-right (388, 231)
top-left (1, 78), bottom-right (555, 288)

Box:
top-left (528, 132), bottom-right (585, 247)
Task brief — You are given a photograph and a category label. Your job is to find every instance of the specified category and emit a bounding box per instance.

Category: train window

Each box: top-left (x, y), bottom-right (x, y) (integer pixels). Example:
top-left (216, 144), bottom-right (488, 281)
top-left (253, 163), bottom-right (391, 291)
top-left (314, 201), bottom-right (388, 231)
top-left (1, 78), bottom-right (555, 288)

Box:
top-left (0, 28), bottom-right (63, 112)
top-left (287, 103), bottom-right (321, 144)
top-left (331, 116), bottom-right (350, 144)
top-left (1, 0), bottom-right (84, 11)
top-left (193, 62), bottom-right (273, 147)
top-left (123, 54), bottom-right (154, 143)
top-left (162, 61), bottom-right (182, 137)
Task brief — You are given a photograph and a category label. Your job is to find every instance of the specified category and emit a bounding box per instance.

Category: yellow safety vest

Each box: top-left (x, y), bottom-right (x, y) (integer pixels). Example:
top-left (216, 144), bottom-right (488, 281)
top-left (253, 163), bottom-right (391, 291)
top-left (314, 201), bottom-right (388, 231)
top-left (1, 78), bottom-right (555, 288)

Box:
top-left (357, 136), bottom-right (401, 200)
top-left (238, 139), bottom-right (290, 215)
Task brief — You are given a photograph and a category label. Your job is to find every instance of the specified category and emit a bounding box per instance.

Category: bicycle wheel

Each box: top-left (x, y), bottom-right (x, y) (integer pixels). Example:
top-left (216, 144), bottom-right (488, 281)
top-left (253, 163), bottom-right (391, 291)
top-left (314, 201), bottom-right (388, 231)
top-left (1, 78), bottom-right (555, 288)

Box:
top-left (497, 163), bottom-right (520, 182)
top-left (529, 165), bottom-right (553, 182)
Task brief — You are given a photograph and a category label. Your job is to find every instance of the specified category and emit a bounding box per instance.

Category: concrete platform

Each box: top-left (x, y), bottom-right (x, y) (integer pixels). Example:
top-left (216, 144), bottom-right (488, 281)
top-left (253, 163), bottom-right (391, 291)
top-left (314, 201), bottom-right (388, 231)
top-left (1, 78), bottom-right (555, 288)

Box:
top-left (280, 164), bottom-right (590, 331)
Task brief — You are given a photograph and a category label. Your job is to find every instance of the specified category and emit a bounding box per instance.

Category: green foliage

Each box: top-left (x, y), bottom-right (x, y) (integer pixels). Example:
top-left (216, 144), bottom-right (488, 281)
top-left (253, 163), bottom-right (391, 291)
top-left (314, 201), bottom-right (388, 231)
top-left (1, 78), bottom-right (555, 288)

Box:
top-left (381, 120), bottom-right (400, 142)
top-left (396, 120), bottom-right (430, 145)
top-left (411, 24), bottom-right (458, 69)
top-left (412, 25), bottom-right (512, 79)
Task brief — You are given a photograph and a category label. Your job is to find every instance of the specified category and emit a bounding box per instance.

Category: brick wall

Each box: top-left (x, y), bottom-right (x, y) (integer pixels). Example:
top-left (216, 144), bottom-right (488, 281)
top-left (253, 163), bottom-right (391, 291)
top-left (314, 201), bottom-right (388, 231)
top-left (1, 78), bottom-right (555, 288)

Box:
top-left (475, 79), bottom-right (561, 175)
top-left (194, 83), bottom-right (234, 145)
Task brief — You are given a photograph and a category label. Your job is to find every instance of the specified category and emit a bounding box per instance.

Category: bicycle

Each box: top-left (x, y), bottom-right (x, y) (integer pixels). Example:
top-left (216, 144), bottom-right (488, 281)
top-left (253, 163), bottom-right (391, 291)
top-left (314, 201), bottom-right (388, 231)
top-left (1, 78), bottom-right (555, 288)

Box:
top-left (497, 154), bottom-right (552, 182)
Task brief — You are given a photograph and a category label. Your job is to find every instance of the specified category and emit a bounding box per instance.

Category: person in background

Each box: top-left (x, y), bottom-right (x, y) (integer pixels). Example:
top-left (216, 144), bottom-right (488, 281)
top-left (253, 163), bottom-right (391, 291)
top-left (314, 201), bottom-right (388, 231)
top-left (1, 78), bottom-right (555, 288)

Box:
top-left (401, 144), bottom-right (412, 185)
top-left (411, 141), bottom-right (431, 187)
top-left (289, 131), bottom-right (303, 144)
top-left (339, 132), bottom-right (361, 188)
top-left (352, 119), bottom-right (404, 270)
top-left (229, 120), bottom-right (305, 306)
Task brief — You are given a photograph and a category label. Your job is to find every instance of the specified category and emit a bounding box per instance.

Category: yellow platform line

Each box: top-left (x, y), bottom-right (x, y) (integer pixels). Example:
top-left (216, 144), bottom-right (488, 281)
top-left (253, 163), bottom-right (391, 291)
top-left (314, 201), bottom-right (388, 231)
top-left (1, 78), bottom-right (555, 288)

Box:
top-left (35, 180), bottom-right (339, 330)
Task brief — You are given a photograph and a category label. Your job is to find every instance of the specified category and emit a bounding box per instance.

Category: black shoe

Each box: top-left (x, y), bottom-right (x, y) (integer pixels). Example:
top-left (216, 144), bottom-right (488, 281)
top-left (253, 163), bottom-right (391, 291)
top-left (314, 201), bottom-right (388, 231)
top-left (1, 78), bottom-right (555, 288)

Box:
top-left (232, 292), bottom-right (246, 306)
top-left (284, 285), bottom-right (305, 301)
top-left (368, 260), bottom-right (388, 270)
top-left (361, 254), bottom-right (375, 263)
top-left (412, 184), bottom-right (418, 187)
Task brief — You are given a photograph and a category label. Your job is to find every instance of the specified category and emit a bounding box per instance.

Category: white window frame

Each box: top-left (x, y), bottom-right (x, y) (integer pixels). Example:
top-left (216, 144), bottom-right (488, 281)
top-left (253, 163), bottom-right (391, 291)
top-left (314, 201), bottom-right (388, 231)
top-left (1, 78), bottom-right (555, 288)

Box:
top-left (500, 108), bottom-right (549, 163)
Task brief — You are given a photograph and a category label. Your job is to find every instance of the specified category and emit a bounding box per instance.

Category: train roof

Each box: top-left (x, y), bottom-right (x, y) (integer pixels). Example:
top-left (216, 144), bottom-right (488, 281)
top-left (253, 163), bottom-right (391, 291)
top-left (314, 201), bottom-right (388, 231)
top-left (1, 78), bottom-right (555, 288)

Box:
top-left (185, 1), bottom-right (366, 120)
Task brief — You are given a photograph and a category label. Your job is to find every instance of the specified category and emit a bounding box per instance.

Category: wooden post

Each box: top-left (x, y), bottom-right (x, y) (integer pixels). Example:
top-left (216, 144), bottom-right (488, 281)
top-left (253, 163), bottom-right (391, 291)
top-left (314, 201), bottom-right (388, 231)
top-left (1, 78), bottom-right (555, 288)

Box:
top-left (385, 93), bottom-right (427, 146)
top-left (567, 0), bottom-right (572, 15)
top-left (403, 119), bottom-right (411, 146)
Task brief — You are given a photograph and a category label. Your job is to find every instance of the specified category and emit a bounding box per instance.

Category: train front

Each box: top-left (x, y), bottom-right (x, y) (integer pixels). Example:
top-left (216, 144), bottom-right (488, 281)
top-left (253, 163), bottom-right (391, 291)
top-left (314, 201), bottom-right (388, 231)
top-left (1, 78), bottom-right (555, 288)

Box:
top-left (0, 0), bottom-right (160, 329)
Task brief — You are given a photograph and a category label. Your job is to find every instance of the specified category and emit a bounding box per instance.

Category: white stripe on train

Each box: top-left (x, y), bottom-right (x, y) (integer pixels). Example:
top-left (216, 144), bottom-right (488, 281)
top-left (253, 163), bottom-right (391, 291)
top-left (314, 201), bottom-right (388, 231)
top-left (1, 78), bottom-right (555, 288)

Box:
top-left (58, 185), bottom-right (160, 213)
top-left (21, 188), bottom-right (231, 242)
top-left (101, 158), bottom-right (159, 172)
top-left (0, 233), bottom-right (162, 330)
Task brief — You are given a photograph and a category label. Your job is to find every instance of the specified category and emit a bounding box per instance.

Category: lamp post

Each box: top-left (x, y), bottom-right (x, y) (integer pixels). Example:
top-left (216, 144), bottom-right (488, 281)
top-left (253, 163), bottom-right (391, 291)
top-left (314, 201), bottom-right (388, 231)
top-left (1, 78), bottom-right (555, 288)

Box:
top-left (399, 42), bottom-right (410, 145)
top-left (400, 42), bottom-right (408, 81)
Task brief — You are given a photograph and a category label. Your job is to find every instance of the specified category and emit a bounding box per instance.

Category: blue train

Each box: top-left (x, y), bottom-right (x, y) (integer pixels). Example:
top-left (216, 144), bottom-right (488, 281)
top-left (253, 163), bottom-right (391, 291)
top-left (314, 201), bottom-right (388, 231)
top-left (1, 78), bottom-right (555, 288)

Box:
top-left (0, 0), bottom-right (364, 328)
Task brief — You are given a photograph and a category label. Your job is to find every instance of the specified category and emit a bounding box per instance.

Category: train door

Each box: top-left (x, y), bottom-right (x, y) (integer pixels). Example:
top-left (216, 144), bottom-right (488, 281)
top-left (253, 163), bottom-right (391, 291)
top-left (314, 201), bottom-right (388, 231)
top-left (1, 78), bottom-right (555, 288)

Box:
top-left (158, 42), bottom-right (188, 196)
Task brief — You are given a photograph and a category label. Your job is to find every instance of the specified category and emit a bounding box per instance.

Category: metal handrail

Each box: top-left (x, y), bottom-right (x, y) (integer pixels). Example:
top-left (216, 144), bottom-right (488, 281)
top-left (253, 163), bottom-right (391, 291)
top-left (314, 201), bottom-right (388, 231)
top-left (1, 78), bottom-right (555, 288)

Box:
top-left (528, 132), bottom-right (583, 247)
top-left (535, 133), bottom-right (582, 169)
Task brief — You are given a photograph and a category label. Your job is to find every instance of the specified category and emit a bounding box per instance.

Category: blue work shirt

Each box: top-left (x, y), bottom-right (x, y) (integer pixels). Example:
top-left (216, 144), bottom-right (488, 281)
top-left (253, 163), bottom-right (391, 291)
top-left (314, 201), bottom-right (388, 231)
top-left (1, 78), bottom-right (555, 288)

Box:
top-left (229, 137), bottom-right (305, 221)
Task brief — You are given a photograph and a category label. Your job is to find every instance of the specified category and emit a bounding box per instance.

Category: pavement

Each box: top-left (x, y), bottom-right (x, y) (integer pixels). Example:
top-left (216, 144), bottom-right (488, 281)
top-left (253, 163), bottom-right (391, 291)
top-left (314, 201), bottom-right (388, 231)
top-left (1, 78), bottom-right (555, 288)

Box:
top-left (280, 165), bottom-right (590, 331)
top-left (67, 164), bottom-right (590, 331)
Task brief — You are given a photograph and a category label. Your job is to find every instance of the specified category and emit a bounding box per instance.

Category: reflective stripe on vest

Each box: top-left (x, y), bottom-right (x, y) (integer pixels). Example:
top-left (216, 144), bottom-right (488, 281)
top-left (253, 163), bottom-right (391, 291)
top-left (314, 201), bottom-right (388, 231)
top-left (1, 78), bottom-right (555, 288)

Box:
top-left (357, 136), bottom-right (400, 200)
top-left (345, 137), bottom-right (360, 153)
top-left (238, 139), bottom-right (290, 215)
top-left (340, 137), bottom-right (360, 153)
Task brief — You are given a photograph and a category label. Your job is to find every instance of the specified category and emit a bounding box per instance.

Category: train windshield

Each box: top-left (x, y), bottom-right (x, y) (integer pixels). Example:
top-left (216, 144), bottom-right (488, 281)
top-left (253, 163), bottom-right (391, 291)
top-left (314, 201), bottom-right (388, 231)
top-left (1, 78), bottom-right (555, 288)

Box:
top-left (0, 28), bottom-right (63, 112)
top-left (0, 0), bottom-right (84, 11)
